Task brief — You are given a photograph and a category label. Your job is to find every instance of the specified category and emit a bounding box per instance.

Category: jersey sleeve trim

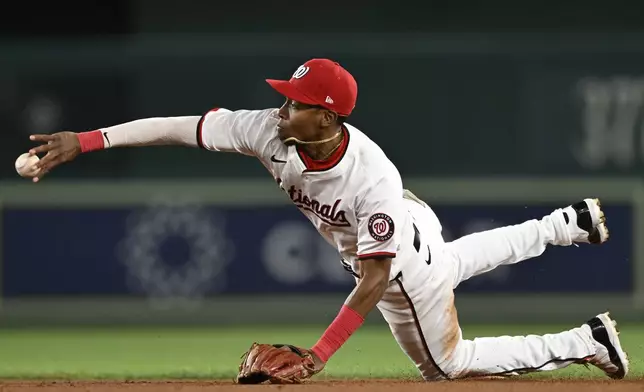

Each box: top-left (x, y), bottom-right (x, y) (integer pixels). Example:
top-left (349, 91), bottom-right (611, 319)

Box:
top-left (357, 251), bottom-right (396, 260)
top-left (196, 107), bottom-right (220, 149)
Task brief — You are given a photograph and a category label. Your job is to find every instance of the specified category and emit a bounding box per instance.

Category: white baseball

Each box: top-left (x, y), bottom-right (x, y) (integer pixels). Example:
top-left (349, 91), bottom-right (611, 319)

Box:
top-left (15, 153), bottom-right (41, 178)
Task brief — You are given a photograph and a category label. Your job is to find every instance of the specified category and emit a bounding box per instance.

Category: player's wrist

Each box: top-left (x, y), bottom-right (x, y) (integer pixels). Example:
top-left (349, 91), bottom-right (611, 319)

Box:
top-left (311, 304), bottom-right (364, 363)
top-left (76, 130), bottom-right (105, 153)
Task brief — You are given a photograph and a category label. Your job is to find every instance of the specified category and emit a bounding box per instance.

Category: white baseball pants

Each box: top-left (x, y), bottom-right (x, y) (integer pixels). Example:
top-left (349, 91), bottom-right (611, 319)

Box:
top-left (376, 199), bottom-right (596, 380)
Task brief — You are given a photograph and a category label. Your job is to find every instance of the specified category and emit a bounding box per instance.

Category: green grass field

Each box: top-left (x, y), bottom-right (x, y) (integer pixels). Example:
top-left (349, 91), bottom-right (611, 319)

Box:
top-left (0, 324), bottom-right (642, 380)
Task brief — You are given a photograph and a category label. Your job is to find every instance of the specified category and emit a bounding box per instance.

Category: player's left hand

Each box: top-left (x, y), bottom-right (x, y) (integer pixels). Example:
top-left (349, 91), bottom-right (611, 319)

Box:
top-left (236, 342), bottom-right (325, 384)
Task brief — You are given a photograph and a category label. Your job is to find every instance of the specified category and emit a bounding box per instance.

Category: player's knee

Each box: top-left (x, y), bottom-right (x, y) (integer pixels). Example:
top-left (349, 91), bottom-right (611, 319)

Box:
top-left (418, 359), bottom-right (461, 381)
top-left (435, 357), bottom-right (463, 379)
top-left (415, 348), bottom-right (466, 381)
top-left (433, 343), bottom-right (470, 380)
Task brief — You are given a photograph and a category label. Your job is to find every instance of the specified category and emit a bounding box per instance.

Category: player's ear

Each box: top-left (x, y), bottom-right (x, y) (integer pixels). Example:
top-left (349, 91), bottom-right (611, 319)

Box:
top-left (320, 110), bottom-right (337, 128)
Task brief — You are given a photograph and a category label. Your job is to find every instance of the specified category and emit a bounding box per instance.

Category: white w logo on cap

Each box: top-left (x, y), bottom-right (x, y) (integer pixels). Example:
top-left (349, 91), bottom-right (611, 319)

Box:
top-left (292, 65), bottom-right (310, 79)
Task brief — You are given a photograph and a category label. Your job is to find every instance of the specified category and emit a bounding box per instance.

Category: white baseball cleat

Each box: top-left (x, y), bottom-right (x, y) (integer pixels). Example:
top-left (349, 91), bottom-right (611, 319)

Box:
top-left (583, 312), bottom-right (629, 379)
top-left (562, 198), bottom-right (609, 244)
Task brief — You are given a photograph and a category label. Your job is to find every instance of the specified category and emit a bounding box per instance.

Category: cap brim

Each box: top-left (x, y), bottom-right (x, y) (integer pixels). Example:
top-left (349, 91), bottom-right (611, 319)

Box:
top-left (265, 79), bottom-right (319, 106)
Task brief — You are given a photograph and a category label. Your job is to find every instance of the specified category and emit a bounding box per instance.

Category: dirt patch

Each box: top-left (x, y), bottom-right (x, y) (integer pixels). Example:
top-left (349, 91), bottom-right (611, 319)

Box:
top-left (1, 379), bottom-right (643, 392)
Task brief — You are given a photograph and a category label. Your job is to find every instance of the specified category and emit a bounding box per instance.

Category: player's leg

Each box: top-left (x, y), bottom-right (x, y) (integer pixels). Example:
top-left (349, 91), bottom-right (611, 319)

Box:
top-left (396, 192), bottom-right (625, 379)
top-left (447, 312), bottom-right (628, 379)
top-left (404, 190), bottom-right (609, 288)
top-left (377, 263), bottom-right (628, 381)
top-left (443, 198), bottom-right (609, 288)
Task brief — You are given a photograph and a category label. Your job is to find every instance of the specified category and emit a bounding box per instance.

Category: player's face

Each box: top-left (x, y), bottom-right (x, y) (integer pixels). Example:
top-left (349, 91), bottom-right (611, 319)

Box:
top-left (277, 99), bottom-right (327, 145)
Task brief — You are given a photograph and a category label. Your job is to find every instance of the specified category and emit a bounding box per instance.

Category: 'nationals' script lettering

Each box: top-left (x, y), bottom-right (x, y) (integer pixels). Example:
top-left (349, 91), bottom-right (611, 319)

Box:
top-left (287, 186), bottom-right (350, 227)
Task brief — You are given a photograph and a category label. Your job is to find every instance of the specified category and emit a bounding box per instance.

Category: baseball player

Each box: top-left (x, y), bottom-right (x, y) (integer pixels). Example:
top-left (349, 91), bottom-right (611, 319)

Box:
top-left (25, 58), bottom-right (628, 383)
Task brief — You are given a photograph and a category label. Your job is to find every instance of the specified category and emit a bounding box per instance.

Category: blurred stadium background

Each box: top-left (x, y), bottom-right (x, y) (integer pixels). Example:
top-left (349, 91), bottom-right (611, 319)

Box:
top-left (1, 0), bottom-right (644, 380)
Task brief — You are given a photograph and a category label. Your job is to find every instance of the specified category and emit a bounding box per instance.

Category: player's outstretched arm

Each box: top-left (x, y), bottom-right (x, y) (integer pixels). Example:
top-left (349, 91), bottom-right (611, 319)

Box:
top-left (26, 116), bottom-right (201, 182)
top-left (309, 257), bottom-right (392, 368)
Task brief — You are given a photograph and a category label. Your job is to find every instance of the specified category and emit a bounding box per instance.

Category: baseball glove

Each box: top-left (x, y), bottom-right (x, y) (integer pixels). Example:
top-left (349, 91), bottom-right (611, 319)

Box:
top-left (236, 342), bottom-right (320, 384)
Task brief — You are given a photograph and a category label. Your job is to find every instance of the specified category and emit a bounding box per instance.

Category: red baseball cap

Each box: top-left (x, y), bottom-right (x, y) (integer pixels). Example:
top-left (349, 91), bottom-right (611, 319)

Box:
top-left (266, 58), bottom-right (358, 117)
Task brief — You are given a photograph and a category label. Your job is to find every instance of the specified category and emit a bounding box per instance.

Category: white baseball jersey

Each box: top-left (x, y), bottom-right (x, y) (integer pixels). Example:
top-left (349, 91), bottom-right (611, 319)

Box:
top-left (196, 106), bottom-right (600, 382)
top-left (198, 107), bottom-right (424, 281)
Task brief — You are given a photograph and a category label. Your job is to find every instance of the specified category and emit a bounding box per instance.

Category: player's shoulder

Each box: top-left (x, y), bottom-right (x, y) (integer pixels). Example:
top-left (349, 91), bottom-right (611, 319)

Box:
top-left (205, 107), bottom-right (280, 129)
top-left (346, 123), bottom-right (401, 182)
